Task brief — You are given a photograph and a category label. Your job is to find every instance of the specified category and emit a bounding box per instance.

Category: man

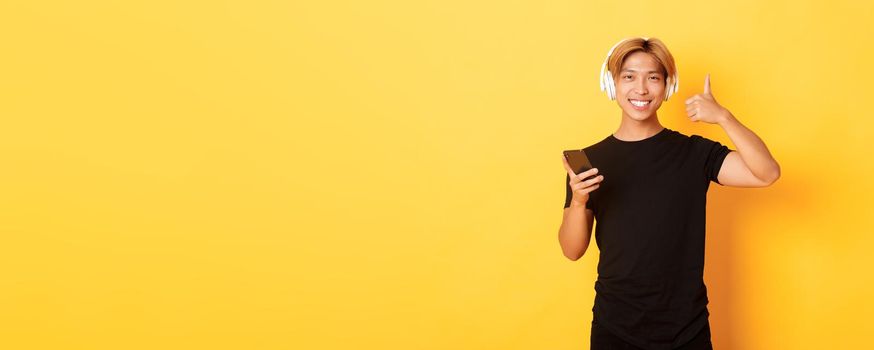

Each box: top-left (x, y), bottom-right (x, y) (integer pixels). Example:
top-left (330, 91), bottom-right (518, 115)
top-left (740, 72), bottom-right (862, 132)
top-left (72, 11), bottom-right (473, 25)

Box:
top-left (558, 37), bottom-right (780, 350)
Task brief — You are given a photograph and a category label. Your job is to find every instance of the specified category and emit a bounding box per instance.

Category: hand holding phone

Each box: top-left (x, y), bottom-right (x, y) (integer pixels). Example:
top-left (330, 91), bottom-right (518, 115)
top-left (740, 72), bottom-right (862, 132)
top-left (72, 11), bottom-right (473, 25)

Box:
top-left (562, 150), bottom-right (604, 206)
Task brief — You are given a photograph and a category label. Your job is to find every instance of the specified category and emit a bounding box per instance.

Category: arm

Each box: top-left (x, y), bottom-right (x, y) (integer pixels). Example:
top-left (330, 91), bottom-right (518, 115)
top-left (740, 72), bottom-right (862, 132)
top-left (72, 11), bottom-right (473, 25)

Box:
top-left (685, 74), bottom-right (781, 188)
top-left (715, 113), bottom-right (781, 187)
top-left (558, 158), bottom-right (602, 261)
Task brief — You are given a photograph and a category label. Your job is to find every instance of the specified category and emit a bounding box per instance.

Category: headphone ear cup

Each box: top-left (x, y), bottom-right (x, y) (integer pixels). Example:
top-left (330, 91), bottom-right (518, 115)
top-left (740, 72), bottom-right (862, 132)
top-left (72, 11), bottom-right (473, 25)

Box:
top-left (600, 38), bottom-right (626, 101)
top-left (600, 66), bottom-right (607, 95)
top-left (665, 75), bottom-right (677, 101)
top-left (665, 77), bottom-right (672, 101)
top-left (611, 75), bottom-right (616, 101)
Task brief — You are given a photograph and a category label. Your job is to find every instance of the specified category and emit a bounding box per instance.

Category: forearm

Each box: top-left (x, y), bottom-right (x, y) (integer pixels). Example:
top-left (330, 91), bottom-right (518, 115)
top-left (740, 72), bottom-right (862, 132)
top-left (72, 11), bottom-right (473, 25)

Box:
top-left (717, 112), bottom-right (781, 182)
top-left (558, 202), bottom-right (593, 261)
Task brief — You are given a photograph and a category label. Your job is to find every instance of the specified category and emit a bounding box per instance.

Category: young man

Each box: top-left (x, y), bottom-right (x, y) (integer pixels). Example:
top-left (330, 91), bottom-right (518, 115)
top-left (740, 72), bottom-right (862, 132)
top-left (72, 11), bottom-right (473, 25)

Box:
top-left (558, 37), bottom-right (780, 350)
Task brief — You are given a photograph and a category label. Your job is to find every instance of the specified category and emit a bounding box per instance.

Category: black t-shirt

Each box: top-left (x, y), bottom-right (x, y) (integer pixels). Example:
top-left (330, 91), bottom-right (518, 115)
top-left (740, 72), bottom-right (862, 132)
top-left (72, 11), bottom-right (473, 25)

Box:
top-left (564, 127), bottom-right (732, 350)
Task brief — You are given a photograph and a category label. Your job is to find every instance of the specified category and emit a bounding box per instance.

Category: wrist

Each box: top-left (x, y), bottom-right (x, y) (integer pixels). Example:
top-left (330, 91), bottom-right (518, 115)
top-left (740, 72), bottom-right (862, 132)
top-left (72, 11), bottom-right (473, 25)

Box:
top-left (570, 199), bottom-right (588, 209)
top-left (717, 110), bottom-right (735, 125)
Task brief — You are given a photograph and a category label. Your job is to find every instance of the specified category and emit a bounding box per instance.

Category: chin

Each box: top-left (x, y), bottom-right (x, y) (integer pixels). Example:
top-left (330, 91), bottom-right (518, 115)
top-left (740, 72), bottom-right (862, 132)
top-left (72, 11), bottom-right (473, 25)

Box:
top-left (621, 106), bottom-right (658, 121)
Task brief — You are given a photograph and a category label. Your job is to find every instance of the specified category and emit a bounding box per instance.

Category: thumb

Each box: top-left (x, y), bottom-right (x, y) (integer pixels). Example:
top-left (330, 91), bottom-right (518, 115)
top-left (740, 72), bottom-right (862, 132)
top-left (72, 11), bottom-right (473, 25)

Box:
top-left (704, 73), bottom-right (712, 96)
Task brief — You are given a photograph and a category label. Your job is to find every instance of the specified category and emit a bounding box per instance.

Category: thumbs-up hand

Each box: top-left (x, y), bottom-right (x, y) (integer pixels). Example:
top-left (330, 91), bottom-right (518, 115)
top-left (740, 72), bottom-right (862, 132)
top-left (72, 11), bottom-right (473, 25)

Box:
top-left (685, 73), bottom-right (731, 124)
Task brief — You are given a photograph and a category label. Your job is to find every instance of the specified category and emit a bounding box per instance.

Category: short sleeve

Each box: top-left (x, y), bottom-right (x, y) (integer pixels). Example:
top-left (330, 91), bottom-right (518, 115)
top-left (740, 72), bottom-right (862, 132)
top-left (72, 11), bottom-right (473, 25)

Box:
top-left (695, 135), bottom-right (733, 185)
top-left (564, 173), bottom-right (572, 208)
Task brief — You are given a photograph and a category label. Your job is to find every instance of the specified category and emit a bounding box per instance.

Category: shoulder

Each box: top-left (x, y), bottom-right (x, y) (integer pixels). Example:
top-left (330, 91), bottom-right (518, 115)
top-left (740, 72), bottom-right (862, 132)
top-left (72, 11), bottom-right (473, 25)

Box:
top-left (581, 135), bottom-right (612, 153)
top-left (681, 131), bottom-right (720, 148)
top-left (676, 128), bottom-right (721, 144)
top-left (667, 128), bottom-right (695, 142)
top-left (686, 133), bottom-right (728, 150)
top-left (665, 130), bottom-right (728, 156)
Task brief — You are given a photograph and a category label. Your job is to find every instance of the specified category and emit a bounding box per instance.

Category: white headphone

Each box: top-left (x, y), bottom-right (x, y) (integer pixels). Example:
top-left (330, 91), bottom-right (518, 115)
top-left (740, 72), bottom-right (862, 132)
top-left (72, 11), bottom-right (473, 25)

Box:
top-left (599, 37), bottom-right (679, 101)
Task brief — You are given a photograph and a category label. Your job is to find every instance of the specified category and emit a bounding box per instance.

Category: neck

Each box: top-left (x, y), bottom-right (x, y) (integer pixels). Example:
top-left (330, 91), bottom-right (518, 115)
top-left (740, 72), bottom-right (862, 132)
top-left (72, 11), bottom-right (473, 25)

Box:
top-left (614, 112), bottom-right (664, 141)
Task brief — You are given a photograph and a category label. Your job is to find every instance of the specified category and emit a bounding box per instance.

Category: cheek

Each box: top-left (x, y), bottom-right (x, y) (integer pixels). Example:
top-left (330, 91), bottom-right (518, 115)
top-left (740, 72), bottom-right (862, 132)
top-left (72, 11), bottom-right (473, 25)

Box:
top-left (617, 84), bottom-right (633, 97)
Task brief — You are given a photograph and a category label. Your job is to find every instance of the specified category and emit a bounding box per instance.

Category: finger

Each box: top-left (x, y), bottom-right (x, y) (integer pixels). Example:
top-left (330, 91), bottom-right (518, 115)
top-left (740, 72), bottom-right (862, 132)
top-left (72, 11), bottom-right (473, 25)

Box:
top-left (572, 180), bottom-right (600, 192)
top-left (685, 95), bottom-right (700, 105)
top-left (576, 168), bottom-right (599, 182)
top-left (704, 73), bottom-right (711, 96)
top-left (571, 181), bottom-right (585, 191)
top-left (586, 175), bottom-right (604, 187)
top-left (574, 174), bottom-right (604, 189)
top-left (578, 183), bottom-right (600, 194)
top-left (687, 107), bottom-right (697, 119)
top-left (685, 103), bottom-right (697, 114)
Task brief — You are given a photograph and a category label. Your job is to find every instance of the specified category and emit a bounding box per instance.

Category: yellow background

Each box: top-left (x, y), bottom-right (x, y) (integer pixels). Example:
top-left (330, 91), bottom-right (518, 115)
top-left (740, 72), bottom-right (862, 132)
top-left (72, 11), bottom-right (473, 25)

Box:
top-left (1, 1), bottom-right (872, 349)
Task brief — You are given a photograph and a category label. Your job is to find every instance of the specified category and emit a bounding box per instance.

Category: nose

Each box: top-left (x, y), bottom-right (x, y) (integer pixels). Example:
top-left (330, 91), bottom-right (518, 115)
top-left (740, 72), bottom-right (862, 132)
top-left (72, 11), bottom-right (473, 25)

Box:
top-left (634, 79), bottom-right (648, 95)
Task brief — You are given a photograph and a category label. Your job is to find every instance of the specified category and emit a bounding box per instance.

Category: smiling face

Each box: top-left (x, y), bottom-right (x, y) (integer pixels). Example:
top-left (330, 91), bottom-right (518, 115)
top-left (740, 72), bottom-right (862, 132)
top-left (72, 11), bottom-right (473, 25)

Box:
top-left (614, 51), bottom-right (667, 121)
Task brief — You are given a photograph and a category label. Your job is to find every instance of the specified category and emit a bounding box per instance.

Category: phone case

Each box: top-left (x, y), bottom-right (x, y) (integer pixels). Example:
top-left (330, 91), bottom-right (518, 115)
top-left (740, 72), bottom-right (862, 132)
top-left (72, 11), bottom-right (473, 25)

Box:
top-left (563, 149), bottom-right (597, 180)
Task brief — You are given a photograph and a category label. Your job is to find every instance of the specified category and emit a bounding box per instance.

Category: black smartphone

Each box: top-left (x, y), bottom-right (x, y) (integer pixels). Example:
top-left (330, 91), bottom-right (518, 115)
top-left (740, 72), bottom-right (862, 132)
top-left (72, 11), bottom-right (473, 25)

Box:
top-left (563, 149), bottom-right (597, 181)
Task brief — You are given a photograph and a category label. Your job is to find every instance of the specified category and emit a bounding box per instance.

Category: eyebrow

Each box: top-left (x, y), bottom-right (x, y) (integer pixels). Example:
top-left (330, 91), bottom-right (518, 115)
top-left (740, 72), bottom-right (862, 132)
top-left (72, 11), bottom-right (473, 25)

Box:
top-left (621, 69), bottom-right (663, 74)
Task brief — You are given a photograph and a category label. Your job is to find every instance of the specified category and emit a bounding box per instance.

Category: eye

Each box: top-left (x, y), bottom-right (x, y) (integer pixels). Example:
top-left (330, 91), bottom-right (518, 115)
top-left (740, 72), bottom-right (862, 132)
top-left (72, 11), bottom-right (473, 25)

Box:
top-left (649, 76), bottom-right (661, 81)
top-left (622, 75), bottom-right (632, 80)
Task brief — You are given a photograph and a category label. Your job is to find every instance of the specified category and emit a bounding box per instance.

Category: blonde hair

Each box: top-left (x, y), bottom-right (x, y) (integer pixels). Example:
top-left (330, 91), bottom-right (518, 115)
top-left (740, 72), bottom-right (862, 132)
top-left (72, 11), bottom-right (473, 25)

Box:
top-left (607, 37), bottom-right (677, 87)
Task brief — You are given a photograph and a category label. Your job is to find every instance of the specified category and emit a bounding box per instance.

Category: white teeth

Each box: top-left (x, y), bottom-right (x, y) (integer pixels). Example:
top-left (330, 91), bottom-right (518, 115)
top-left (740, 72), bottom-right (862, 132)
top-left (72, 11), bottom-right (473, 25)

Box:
top-left (630, 99), bottom-right (650, 107)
